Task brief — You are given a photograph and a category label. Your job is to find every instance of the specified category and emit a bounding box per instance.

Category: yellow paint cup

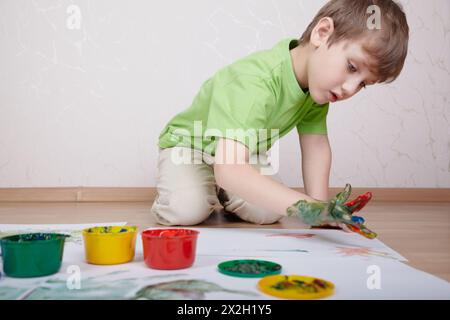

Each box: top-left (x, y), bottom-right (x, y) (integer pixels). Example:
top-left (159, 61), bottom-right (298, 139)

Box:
top-left (82, 226), bottom-right (137, 265)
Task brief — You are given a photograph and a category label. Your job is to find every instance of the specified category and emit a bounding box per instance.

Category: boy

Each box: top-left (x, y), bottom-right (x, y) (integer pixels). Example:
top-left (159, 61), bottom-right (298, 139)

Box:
top-left (150, 0), bottom-right (409, 229)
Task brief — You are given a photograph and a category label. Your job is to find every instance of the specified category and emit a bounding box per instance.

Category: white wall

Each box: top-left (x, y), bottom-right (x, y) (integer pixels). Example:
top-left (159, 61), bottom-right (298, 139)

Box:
top-left (0, 0), bottom-right (449, 188)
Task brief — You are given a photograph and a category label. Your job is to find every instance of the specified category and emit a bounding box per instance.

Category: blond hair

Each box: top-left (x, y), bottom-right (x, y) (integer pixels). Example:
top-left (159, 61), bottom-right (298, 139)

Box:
top-left (299, 0), bottom-right (409, 83)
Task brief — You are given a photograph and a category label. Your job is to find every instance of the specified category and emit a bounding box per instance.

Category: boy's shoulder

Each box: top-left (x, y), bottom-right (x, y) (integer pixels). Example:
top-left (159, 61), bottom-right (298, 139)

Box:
top-left (214, 38), bottom-right (296, 82)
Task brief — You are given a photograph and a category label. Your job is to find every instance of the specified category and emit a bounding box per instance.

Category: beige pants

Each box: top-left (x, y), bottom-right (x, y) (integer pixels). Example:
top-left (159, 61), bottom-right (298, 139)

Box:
top-left (150, 146), bottom-right (283, 226)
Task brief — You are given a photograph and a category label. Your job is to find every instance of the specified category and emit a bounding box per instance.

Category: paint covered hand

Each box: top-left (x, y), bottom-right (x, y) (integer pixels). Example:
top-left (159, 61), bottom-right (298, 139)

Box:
top-left (286, 184), bottom-right (378, 239)
top-left (286, 200), bottom-right (354, 226)
top-left (286, 184), bottom-right (354, 226)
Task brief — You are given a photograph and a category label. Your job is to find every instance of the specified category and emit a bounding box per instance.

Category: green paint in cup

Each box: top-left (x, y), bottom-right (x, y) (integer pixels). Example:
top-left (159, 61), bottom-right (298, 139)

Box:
top-left (0, 233), bottom-right (69, 278)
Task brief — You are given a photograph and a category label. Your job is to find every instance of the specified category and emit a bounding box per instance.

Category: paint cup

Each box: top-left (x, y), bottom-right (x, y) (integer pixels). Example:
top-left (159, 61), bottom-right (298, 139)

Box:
top-left (141, 228), bottom-right (199, 270)
top-left (82, 226), bottom-right (137, 265)
top-left (0, 233), bottom-right (69, 278)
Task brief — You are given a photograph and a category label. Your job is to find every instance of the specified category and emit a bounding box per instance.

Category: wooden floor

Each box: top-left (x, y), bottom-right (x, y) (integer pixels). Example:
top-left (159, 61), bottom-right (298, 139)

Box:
top-left (0, 201), bottom-right (449, 282)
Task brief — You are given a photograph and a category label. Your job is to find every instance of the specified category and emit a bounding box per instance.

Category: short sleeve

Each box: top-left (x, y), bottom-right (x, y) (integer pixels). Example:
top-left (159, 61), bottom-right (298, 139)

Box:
top-left (296, 103), bottom-right (329, 135)
top-left (204, 76), bottom-right (274, 155)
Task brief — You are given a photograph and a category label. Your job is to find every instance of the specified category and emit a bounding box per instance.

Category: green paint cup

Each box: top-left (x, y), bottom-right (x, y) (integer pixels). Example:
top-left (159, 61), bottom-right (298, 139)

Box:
top-left (0, 233), bottom-right (69, 278)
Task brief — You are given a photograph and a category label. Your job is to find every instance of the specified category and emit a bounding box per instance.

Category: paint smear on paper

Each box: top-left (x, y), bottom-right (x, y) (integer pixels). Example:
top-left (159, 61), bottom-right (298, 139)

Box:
top-left (266, 233), bottom-right (316, 239)
top-left (336, 247), bottom-right (397, 260)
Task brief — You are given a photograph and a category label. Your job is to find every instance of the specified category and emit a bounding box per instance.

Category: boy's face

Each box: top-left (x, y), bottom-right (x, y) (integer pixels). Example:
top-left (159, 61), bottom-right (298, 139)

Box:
top-left (307, 38), bottom-right (378, 105)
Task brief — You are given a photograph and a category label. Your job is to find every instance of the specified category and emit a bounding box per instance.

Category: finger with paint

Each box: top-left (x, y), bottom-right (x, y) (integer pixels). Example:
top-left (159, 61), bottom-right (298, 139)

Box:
top-left (345, 192), bottom-right (372, 213)
top-left (351, 215), bottom-right (365, 224)
top-left (346, 223), bottom-right (378, 239)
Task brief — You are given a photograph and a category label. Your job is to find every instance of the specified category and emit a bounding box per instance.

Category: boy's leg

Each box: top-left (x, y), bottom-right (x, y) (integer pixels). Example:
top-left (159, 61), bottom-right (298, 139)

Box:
top-left (217, 153), bottom-right (283, 225)
top-left (150, 147), bottom-right (220, 226)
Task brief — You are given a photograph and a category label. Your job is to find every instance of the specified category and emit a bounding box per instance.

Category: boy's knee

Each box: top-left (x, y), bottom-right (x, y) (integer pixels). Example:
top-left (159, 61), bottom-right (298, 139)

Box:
top-left (218, 180), bottom-right (282, 225)
top-left (220, 193), bottom-right (282, 225)
top-left (151, 189), bottom-right (216, 226)
top-left (239, 204), bottom-right (283, 225)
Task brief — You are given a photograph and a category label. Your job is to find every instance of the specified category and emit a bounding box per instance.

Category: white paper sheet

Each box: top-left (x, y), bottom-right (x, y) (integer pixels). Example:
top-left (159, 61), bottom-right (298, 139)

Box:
top-left (0, 223), bottom-right (449, 300)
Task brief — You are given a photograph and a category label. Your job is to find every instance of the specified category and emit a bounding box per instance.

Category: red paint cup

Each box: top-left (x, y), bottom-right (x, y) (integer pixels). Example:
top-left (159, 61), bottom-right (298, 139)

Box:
top-left (141, 228), bottom-right (199, 270)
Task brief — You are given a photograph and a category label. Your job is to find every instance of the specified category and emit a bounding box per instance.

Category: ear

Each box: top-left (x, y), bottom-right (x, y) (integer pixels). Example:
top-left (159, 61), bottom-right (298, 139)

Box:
top-left (310, 17), bottom-right (334, 48)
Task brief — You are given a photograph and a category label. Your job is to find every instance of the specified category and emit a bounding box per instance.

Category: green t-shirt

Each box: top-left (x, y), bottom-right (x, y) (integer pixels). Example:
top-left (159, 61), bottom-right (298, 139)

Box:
top-left (157, 38), bottom-right (329, 156)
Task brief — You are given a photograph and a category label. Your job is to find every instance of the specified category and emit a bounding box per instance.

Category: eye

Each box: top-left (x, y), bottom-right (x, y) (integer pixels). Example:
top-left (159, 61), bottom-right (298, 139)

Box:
top-left (347, 61), bottom-right (357, 73)
top-left (348, 61), bottom-right (366, 89)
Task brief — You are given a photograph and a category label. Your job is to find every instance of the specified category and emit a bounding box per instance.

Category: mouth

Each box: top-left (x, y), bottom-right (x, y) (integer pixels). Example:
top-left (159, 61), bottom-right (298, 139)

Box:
top-left (329, 91), bottom-right (339, 103)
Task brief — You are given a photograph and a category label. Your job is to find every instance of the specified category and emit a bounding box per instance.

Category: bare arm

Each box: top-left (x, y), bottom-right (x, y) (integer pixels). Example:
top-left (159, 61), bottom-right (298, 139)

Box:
top-left (213, 138), bottom-right (316, 217)
top-left (299, 134), bottom-right (332, 201)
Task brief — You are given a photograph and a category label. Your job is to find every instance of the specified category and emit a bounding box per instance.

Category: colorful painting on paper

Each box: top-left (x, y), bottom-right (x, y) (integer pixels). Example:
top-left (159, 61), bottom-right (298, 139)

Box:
top-left (336, 246), bottom-right (397, 260)
top-left (0, 271), bottom-right (255, 300)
